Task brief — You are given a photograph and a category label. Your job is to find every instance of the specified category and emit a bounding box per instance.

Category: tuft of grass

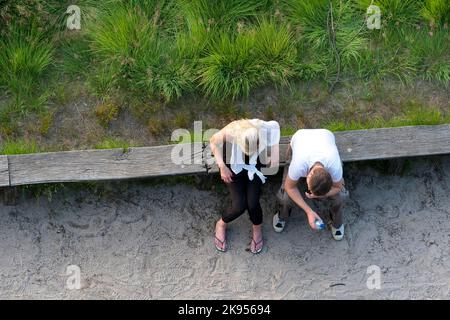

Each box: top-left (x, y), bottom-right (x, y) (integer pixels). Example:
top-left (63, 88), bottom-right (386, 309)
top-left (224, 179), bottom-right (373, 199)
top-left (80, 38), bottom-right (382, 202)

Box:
top-left (410, 28), bottom-right (450, 86)
top-left (176, 19), bottom-right (211, 62)
top-left (86, 3), bottom-right (152, 64)
top-left (94, 138), bottom-right (131, 150)
top-left (56, 35), bottom-right (93, 80)
top-left (94, 102), bottom-right (119, 127)
top-left (87, 63), bottom-right (120, 98)
top-left (86, 1), bottom-right (191, 102)
top-left (0, 24), bottom-right (54, 106)
top-left (0, 101), bottom-right (19, 136)
top-left (280, 124), bottom-right (297, 136)
top-left (421, 0), bottom-right (450, 27)
top-left (172, 111), bottom-right (192, 129)
top-left (177, 0), bottom-right (268, 94)
top-left (198, 30), bottom-right (263, 100)
top-left (357, 45), bottom-right (418, 85)
top-left (1, 139), bottom-right (39, 155)
top-left (148, 118), bottom-right (166, 136)
top-left (0, 0), bottom-right (62, 37)
top-left (325, 119), bottom-right (377, 132)
top-left (254, 19), bottom-right (298, 86)
top-left (356, 0), bottom-right (422, 29)
top-left (198, 19), bottom-right (298, 100)
top-left (180, 0), bottom-right (263, 33)
top-left (127, 0), bottom-right (180, 33)
top-left (85, 2), bottom-right (154, 94)
top-left (38, 111), bottom-right (55, 136)
top-left (282, 0), bottom-right (368, 83)
top-left (394, 104), bottom-right (444, 126)
top-left (325, 105), bottom-right (448, 131)
top-left (132, 37), bottom-right (194, 102)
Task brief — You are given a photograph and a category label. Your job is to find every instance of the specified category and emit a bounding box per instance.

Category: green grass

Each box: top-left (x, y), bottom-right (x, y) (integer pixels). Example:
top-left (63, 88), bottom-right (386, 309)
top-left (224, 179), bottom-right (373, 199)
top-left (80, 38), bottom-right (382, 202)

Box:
top-left (180, 0), bottom-right (263, 33)
top-left (2, 0), bottom-right (447, 107)
top-left (132, 37), bottom-right (194, 102)
top-left (280, 124), bottom-right (298, 137)
top-left (0, 24), bottom-right (54, 106)
top-left (0, 0), bottom-right (449, 149)
top-left (411, 28), bottom-right (450, 85)
top-left (56, 35), bottom-right (93, 79)
top-left (84, 1), bottom-right (192, 101)
top-left (282, 0), bottom-right (368, 83)
top-left (197, 18), bottom-right (300, 100)
top-left (422, 0), bottom-right (450, 26)
top-left (94, 138), bottom-right (132, 150)
top-left (254, 19), bottom-right (298, 86)
top-left (198, 30), bottom-right (263, 100)
top-left (1, 139), bottom-right (39, 155)
top-left (325, 106), bottom-right (449, 131)
top-left (357, 0), bottom-right (422, 28)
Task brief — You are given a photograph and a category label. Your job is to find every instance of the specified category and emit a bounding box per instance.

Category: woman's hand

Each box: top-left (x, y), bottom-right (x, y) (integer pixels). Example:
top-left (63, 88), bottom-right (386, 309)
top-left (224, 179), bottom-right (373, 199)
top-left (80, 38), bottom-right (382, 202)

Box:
top-left (219, 165), bottom-right (234, 183)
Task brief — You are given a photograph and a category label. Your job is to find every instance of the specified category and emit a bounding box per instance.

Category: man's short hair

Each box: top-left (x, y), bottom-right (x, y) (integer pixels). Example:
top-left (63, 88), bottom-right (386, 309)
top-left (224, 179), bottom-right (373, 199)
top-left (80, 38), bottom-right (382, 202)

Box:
top-left (309, 168), bottom-right (333, 196)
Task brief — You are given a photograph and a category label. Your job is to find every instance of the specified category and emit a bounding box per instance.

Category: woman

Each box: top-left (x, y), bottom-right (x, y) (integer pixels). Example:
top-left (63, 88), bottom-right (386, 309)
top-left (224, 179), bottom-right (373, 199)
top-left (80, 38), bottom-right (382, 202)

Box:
top-left (210, 119), bottom-right (280, 254)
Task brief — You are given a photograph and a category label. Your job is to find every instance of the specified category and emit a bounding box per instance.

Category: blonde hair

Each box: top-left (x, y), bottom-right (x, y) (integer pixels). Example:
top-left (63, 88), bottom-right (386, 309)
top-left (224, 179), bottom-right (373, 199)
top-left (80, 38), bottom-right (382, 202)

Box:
top-left (226, 119), bottom-right (262, 156)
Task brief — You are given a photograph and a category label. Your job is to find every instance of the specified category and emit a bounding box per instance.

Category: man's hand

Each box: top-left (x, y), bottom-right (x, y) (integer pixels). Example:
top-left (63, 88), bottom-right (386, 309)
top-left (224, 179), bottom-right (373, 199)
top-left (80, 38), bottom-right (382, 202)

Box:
top-left (306, 179), bottom-right (344, 199)
top-left (219, 165), bottom-right (233, 183)
top-left (306, 209), bottom-right (322, 230)
top-left (305, 191), bottom-right (326, 200)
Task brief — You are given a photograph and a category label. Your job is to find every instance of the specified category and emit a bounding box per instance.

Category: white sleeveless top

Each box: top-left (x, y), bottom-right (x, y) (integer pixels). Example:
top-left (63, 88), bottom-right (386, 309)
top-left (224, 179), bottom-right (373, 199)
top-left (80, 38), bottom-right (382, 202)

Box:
top-left (230, 119), bottom-right (280, 183)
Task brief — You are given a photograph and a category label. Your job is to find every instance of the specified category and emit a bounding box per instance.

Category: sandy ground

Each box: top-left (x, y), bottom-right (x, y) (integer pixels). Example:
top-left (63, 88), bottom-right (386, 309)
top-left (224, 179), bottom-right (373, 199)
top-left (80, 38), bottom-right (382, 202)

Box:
top-left (0, 155), bottom-right (449, 300)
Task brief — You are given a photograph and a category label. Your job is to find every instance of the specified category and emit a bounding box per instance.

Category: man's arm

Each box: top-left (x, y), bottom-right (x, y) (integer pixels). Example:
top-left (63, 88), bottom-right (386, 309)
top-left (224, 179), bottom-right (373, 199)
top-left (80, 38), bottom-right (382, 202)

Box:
top-left (284, 176), bottom-right (321, 229)
top-left (320, 179), bottom-right (343, 198)
top-left (305, 179), bottom-right (343, 199)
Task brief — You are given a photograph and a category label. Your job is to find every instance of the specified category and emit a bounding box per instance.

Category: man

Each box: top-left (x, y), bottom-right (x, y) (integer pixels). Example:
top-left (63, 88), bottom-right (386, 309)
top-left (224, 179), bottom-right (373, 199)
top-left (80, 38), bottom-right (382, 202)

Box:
top-left (273, 129), bottom-right (348, 240)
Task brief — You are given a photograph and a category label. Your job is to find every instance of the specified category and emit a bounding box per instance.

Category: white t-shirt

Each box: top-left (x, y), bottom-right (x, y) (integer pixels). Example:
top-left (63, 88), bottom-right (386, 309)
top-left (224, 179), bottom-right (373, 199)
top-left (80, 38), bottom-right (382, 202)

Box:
top-left (230, 119), bottom-right (280, 183)
top-left (288, 129), bottom-right (342, 182)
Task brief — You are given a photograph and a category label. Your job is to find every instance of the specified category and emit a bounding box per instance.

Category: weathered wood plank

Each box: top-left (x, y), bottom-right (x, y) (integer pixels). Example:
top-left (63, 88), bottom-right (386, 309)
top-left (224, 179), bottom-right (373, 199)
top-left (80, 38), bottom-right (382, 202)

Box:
top-left (8, 143), bottom-right (205, 186)
top-left (335, 125), bottom-right (450, 161)
top-left (6, 125), bottom-right (450, 186)
top-left (279, 125), bottom-right (450, 162)
top-left (0, 155), bottom-right (9, 187)
top-left (207, 125), bottom-right (450, 170)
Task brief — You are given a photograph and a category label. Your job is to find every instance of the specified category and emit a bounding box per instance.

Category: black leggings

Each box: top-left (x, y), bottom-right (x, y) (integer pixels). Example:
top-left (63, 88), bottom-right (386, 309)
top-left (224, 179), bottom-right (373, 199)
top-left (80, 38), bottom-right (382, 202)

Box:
top-left (222, 168), bottom-right (263, 225)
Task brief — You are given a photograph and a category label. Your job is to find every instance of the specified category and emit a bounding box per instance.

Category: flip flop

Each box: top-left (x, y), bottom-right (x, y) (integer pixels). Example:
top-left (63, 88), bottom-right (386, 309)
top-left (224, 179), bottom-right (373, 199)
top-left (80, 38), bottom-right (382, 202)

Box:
top-left (214, 222), bottom-right (227, 252)
top-left (214, 235), bottom-right (227, 252)
top-left (250, 238), bottom-right (264, 254)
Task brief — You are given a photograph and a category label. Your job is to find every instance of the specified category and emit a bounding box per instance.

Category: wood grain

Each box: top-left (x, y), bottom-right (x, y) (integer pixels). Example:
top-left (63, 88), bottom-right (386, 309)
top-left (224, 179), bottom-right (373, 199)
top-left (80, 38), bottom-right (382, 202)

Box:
top-left (6, 125), bottom-right (450, 186)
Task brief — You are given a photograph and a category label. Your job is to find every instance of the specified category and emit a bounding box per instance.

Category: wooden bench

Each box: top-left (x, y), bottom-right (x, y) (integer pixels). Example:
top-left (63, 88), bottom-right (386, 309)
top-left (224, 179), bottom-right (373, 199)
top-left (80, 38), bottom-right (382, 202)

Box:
top-left (1, 125), bottom-right (449, 187)
top-left (0, 156), bottom-right (9, 187)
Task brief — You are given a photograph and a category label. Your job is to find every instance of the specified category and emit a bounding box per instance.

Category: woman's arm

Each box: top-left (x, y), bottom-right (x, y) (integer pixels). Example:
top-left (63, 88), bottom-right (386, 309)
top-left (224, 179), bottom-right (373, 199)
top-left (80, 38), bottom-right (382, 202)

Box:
top-left (210, 127), bottom-right (234, 183)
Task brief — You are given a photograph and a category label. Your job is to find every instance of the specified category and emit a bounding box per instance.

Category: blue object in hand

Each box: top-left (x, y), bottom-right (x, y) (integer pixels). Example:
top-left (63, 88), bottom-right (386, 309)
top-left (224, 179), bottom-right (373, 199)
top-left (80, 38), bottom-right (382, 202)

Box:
top-left (315, 219), bottom-right (325, 230)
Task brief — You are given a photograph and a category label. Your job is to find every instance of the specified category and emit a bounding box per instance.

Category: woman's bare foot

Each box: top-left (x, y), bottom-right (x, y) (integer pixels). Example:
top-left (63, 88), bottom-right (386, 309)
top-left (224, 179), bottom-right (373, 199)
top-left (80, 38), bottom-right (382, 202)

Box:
top-left (250, 224), bottom-right (263, 254)
top-left (214, 219), bottom-right (227, 252)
